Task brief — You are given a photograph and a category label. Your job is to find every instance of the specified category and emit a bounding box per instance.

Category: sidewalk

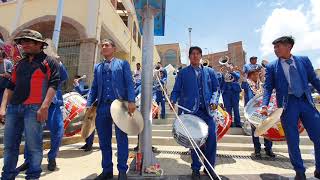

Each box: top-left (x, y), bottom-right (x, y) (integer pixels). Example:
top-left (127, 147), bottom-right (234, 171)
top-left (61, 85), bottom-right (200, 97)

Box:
top-left (0, 143), bottom-right (317, 180)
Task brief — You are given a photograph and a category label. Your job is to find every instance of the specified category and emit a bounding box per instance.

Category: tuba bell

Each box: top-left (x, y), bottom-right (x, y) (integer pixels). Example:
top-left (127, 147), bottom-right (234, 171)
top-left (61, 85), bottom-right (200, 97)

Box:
top-left (219, 55), bottom-right (235, 82)
top-left (201, 59), bottom-right (210, 67)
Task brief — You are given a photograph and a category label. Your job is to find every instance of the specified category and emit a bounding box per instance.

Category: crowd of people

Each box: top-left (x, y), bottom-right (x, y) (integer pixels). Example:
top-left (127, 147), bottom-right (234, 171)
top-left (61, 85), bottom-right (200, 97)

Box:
top-left (0, 29), bottom-right (319, 180)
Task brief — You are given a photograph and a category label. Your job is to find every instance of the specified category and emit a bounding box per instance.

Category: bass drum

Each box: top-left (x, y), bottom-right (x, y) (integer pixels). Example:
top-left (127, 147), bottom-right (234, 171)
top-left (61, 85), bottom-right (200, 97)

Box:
top-left (214, 106), bottom-right (232, 141)
top-left (172, 114), bottom-right (208, 148)
top-left (244, 93), bottom-right (304, 141)
top-left (62, 92), bottom-right (87, 137)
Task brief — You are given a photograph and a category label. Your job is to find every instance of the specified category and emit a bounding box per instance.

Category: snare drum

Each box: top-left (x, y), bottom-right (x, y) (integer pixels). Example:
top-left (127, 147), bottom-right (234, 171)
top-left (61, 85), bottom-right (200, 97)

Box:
top-left (172, 114), bottom-right (208, 148)
top-left (244, 93), bottom-right (304, 141)
top-left (214, 106), bottom-right (232, 141)
top-left (62, 92), bottom-right (87, 137)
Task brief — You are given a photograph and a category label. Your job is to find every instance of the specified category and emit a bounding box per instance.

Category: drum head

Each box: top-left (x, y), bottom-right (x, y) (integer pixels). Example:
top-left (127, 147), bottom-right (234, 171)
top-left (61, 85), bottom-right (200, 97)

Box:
top-left (244, 93), bottom-right (278, 126)
top-left (172, 114), bottom-right (208, 148)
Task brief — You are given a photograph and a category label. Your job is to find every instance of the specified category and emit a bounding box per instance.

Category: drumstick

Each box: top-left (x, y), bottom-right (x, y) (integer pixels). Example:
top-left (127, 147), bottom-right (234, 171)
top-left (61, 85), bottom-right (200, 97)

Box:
top-left (176, 104), bottom-right (192, 113)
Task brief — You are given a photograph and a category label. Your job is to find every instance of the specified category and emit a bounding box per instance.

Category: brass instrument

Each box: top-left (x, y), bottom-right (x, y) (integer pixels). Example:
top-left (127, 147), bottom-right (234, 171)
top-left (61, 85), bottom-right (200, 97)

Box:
top-left (201, 59), bottom-right (209, 67)
top-left (219, 56), bottom-right (235, 82)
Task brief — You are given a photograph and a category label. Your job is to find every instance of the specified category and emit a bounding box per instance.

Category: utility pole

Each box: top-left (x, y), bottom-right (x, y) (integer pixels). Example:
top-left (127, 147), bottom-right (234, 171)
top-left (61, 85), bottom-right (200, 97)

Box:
top-left (52, 0), bottom-right (64, 49)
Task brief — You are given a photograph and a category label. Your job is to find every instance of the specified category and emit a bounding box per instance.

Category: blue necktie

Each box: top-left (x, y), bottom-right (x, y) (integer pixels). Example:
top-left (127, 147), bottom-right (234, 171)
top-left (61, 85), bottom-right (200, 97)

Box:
top-left (104, 61), bottom-right (111, 72)
top-left (286, 59), bottom-right (304, 97)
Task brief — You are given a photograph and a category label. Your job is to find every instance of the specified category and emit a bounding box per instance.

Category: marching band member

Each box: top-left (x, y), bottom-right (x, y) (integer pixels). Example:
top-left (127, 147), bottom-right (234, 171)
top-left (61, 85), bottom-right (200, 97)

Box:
top-left (86, 39), bottom-right (135, 180)
top-left (241, 67), bottom-right (275, 158)
top-left (0, 29), bottom-right (60, 180)
top-left (220, 64), bottom-right (242, 127)
top-left (73, 75), bottom-right (95, 152)
top-left (243, 56), bottom-right (262, 75)
top-left (155, 62), bottom-right (167, 79)
top-left (0, 51), bottom-right (13, 103)
top-left (155, 69), bottom-right (167, 119)
top-left (170, 46), bottom-right (219, 180)
top-left (261, 36), bottom-right (320, 180)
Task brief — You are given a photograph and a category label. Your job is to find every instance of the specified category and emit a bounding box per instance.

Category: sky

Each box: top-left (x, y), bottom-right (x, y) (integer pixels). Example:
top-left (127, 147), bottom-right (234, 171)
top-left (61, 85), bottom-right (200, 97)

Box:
top-left (154, 0), bottom-right (320, 69)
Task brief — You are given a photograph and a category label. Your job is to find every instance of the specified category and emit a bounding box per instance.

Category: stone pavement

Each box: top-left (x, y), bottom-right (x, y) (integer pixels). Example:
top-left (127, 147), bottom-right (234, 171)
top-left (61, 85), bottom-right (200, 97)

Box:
top-left (0, 143), bottom-right (317, 180)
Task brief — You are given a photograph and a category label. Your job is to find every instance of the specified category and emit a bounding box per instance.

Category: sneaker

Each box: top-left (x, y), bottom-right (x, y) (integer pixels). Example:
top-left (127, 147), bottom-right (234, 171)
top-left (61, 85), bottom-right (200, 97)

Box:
top-left (16, 162), bottom-right (29, 172)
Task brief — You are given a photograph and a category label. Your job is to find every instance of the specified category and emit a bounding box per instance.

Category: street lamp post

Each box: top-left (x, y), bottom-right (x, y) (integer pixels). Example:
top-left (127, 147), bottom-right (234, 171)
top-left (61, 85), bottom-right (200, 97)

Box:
top-left (188, 27), bottom-right (192, 48)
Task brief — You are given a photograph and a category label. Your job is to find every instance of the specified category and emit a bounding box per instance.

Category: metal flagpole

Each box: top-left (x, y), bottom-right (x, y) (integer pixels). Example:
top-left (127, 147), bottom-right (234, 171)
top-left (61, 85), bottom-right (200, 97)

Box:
top-left (52, 0), bottom-right (64, 49)
top-left (11, 0), bottom-right (24, 34)
top-left (139, 3), bottom-right (158, 174)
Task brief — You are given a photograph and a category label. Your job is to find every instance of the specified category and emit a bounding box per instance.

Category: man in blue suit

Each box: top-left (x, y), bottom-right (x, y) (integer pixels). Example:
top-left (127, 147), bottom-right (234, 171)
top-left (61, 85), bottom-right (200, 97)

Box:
top-left (171, 46), bottom-right (219, 180)
top-left (220, 66), bottom-right (242, 127)
top-left (86, 39), bottom-right (135, 180)
top-left (73, 75), bottom-right (95, 152)
top-left (155, 69), bottom-right (167, 119)
top-left (261, 36), bottom-right (320, 180)
top-left (17, 61), bottom-right (69, 173)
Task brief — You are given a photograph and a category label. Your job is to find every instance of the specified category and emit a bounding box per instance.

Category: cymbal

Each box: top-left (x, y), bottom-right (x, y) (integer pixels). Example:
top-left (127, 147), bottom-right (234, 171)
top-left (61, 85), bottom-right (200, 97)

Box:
top-left (254, 108), bottom-right (283, 137)
top-left (111, 99), bottom-right (144, 135)
top-left (81, 103), bottom-right (97, 139)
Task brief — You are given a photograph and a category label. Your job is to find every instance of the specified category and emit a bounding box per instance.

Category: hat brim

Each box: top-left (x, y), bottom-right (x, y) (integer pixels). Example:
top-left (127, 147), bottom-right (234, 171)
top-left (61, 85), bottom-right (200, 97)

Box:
top-left (14, 36), bottom-right (48, 46)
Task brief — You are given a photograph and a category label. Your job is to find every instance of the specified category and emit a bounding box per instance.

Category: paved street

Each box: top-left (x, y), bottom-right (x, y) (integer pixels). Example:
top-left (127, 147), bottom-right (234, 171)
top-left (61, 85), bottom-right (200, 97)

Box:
top-left (0, 143), bottom-right (317, 180)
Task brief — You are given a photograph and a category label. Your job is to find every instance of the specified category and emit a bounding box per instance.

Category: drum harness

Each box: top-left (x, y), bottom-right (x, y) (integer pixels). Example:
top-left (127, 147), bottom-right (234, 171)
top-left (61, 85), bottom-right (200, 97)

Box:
top-left (155, 74), bottom-right (221, 180)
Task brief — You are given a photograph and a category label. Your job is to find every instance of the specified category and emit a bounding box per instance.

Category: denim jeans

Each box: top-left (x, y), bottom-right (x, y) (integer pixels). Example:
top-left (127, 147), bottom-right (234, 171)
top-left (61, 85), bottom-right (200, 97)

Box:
top-left (1, 104), bottom-right (44, 180)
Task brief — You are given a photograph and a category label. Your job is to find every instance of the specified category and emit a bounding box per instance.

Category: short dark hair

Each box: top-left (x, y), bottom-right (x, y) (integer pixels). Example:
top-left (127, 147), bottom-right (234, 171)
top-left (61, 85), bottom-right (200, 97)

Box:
top-left (250, 56), bottom-right (257, 61)
top-left (157, 62), bottom-right (162, 65)
top-left (136, 63), bottom-right (141, 66)
top-left (189, 46), bottom-right (202, 56)
top-left (272, 36), bottom-right (295, 46)
top-left (101, 39), bottom-right (116, 47)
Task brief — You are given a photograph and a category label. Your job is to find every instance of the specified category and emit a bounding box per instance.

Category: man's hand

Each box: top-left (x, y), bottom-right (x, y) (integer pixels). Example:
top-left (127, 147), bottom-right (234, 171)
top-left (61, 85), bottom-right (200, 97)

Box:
top-left (0, 108), bottom-right (6, 124)
top-left (128, 102), bottom-right (136, 116)
top-left (170, 101), bottom-right (175, 111)
top-left (73, 79), bottom-right (79, 87)
top-left (37, 105), bottom-right (49, 122)
top-left (260, 106), bottom-right (268, 116)
top-left (210, 103), bottom-right (218, 111)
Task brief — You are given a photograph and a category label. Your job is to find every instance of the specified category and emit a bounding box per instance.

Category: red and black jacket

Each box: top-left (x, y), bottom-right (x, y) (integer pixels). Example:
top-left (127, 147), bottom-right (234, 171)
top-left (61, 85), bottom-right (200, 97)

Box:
top-left (7, 51), bottom-right (60, 105)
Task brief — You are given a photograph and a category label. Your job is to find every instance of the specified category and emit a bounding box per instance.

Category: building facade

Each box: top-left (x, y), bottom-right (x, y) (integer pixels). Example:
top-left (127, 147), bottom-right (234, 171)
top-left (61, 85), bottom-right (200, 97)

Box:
top-left (0, 0), bottom-right (160, 90)
top-left (156, 43), bottom-right (181, 68)
top-left (202, 41), bottom-right (246, 72)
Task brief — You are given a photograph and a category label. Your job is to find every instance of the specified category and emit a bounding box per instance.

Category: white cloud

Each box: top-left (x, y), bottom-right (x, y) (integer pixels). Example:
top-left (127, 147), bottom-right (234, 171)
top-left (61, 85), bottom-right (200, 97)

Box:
top-left (259, 0), bottom-right (320, 59)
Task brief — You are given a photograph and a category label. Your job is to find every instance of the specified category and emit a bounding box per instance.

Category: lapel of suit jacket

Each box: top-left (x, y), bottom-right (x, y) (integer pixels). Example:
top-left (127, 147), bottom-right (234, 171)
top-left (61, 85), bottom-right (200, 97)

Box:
top-left (292, 56), bottom-right (307, 86)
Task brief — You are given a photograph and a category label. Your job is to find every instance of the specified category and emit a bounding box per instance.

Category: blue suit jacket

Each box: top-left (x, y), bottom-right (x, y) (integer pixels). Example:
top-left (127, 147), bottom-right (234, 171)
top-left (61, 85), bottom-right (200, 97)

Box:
top-left (52, 63), bottom-right (68, 106)
top-left (221, 71), bottom-right (241, 93)
top-left (262, 56), bottom-right (320, 108)
top-left (170, 65), bottom-right (219, 116)
top-left (87, 58), bottom-right (135, 107)
top-left (241, 81), bottom-right (255, 106)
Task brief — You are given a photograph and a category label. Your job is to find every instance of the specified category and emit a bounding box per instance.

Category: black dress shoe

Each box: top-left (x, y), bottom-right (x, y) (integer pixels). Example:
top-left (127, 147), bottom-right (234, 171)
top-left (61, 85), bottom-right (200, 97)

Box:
top-left (118, 172), bottom-right (127, 180)
top-left (265, 150), bottom-right (276, 158)
top-left (79, 144), bottom-right (88, 150)
top-left (94, 172), bottom-right (113, 180)
top-left (254, 151), bottom-right (262, 158)
top-left (203, 168), bottom-right (220, 180)
top-left (295, 172), bottom-right (306, 180)
top-left (315, 170), bottom-right (320, 179)
top-left (16, 162), bottom-right (29, 172)
top-left (191, 170), bottom-right (200, 180)
top-left (47, 159), bottom-right (57, 171)
top-left (84, 145), bottom-right (93, 152)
